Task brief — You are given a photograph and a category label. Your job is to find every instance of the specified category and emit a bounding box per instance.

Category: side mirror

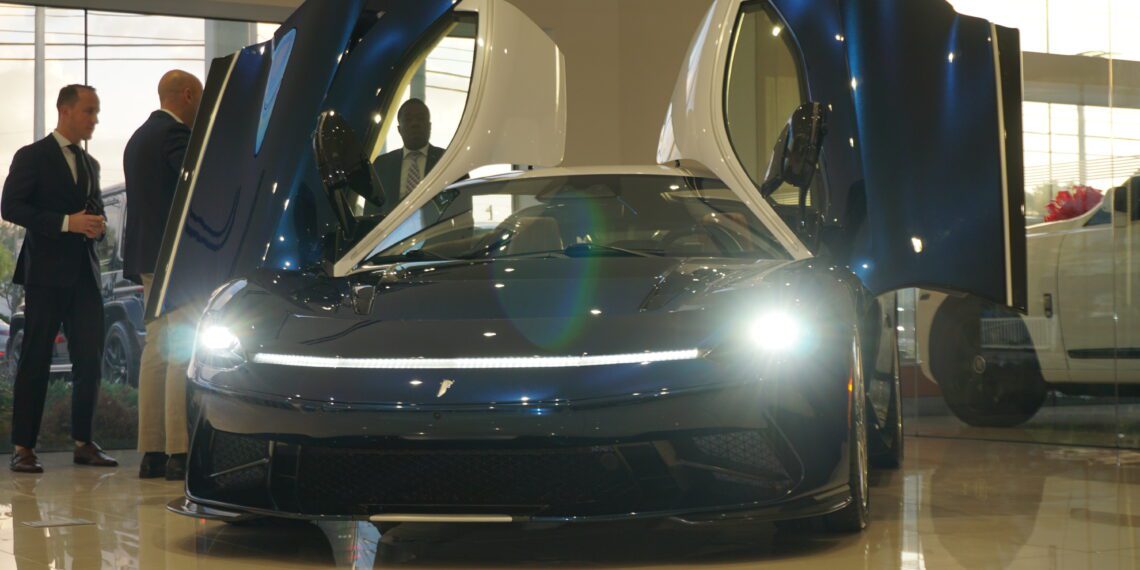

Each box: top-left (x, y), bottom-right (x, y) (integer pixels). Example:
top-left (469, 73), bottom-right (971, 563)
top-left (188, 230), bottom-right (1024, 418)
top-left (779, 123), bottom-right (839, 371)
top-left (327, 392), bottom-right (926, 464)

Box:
top-left (760, 102), bottom-right (828, 198)
top-left (314, 111), bottom-right (383, 240)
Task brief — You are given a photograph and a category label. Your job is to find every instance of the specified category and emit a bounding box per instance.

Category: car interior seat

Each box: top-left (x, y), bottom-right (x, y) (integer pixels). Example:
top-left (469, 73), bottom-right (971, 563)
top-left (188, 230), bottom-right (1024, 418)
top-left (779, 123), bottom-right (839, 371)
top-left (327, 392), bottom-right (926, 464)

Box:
top-left (505, 216), bottom-right (564, 255)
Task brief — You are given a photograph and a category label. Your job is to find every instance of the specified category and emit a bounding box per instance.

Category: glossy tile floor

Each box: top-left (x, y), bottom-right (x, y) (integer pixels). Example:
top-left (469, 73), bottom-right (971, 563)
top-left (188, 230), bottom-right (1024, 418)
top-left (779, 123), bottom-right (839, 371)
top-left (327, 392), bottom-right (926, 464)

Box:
top-left (906, 399), bottom-right (1140, 449)
top-left (2, 437), bottom-right (1140, 569)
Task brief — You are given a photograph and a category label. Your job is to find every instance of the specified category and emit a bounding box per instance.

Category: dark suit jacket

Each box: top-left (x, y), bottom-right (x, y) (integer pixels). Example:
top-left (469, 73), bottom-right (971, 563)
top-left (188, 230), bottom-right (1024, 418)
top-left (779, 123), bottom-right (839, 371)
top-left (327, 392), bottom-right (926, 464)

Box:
top-left (372, 145), bottom-right (444, 213)
top-left (1, 135), bottom-right (102, 288)
top-left (122, 110), bottom-right (190, 284)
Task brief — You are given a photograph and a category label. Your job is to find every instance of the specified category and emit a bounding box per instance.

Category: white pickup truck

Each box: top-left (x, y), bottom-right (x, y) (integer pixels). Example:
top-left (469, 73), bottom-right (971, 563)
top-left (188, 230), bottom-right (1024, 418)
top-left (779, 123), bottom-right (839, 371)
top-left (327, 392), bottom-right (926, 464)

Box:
top-left (917, 178), bottom-right (1139, 426)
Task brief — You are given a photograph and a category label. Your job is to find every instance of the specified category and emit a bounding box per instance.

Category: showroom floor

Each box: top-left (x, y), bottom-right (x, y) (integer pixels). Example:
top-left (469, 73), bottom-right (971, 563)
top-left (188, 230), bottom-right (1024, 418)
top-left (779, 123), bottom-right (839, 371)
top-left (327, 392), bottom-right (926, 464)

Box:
top-left (1, 437), bottom-right (1139, 569)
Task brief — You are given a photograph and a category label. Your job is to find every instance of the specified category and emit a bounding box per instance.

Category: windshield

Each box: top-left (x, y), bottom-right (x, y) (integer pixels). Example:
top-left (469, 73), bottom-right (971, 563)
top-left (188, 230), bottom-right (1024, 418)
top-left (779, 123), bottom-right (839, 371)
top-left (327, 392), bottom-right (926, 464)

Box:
top-left (367, 174), bottom-right (791, 263)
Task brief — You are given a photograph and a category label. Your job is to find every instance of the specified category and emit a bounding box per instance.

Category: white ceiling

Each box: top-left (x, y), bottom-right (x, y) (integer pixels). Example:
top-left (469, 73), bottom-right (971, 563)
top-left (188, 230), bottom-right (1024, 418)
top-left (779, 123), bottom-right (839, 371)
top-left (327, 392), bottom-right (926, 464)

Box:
top-left (4, 0), bottom-right (301, 22)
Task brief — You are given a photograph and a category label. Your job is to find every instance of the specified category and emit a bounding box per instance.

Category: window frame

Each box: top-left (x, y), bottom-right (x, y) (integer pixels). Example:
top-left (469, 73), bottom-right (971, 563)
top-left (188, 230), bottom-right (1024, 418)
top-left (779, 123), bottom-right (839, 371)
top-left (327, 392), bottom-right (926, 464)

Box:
top-left (720, 0), bottom-right (824, 248)
top-left (362, 12), bottom-right (478, 165)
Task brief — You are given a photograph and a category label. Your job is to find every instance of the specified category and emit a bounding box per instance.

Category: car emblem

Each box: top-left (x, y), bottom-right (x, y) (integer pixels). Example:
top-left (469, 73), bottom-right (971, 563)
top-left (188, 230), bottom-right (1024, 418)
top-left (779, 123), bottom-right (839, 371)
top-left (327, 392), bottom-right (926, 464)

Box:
top-left (437, 379), bottom-right (455, 398)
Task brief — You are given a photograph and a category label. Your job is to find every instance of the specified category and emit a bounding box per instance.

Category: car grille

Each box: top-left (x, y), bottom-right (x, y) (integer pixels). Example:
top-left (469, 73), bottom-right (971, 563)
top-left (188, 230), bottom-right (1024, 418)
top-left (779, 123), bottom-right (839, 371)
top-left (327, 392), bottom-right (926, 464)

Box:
top-left (208, 430), bottom-right (270, 491)
top-left (189, 425), bottom-right (801, 517)
top-left (691, 430), bottom-right (788, 477)
top-left (294, 445), bottom-right (637, 515)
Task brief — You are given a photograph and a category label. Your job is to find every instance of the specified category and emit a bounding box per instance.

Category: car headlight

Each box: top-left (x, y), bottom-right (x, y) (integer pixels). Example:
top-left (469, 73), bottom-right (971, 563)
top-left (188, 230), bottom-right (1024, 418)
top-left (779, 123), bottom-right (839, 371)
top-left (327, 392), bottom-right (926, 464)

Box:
top-left (748, 311), bottom-right (801, 351)
top-left (192, 319), bottom-right (246, 376)
top-left (200, 325), bottom-right (240, 353)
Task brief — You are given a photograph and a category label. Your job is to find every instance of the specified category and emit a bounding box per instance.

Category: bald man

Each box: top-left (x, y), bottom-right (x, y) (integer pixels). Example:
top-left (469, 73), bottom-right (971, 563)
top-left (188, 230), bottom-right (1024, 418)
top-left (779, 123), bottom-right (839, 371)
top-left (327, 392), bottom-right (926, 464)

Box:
top-left (123, 69), bottom-right (203, 479)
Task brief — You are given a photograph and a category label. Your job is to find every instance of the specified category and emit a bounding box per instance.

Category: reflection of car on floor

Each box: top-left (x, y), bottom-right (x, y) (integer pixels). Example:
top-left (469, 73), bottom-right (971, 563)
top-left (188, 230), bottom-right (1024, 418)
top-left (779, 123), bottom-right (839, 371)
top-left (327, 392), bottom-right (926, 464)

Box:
top-left (158, 0), bottom-right (1023, 532)
top-left (919, 177), bottom-right (1140, 427)
top-left (5, 184), bottom-right (146, 387)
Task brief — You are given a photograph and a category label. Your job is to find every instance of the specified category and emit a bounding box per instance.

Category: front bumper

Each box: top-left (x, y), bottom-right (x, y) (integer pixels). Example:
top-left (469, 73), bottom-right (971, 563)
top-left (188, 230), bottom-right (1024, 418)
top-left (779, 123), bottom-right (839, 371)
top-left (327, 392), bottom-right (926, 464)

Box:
top-left (182, 372), bottom-right (851, 522)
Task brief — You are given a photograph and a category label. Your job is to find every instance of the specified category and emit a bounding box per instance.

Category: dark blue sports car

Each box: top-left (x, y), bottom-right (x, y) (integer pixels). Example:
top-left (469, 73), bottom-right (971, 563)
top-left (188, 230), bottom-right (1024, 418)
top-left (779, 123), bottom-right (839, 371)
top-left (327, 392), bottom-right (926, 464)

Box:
top-left (159, 0), bottom-right (1027, 533)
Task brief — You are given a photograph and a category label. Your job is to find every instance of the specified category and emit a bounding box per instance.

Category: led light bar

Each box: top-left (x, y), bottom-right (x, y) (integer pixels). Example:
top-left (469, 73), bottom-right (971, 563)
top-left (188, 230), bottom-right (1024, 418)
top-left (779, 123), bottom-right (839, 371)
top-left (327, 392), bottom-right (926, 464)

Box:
top-left (251, 349), bottom-right (701, 370)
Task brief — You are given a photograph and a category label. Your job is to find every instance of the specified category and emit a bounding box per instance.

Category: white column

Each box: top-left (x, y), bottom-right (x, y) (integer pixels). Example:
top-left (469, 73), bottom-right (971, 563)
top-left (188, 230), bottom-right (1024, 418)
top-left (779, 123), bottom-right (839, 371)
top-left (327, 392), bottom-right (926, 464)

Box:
top-left (34, 7), bottom-right (45, 141)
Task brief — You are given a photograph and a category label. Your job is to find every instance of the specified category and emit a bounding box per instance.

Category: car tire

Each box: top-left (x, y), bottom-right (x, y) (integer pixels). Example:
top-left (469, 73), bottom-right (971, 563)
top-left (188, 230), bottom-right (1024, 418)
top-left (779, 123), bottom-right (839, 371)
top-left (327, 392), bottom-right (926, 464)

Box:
top-left (824, 335), bottom-right (870, 533)
top-left (930, 297), bottom-right (1046, 428)
top-left (102, 321), bottom-right (140, 388)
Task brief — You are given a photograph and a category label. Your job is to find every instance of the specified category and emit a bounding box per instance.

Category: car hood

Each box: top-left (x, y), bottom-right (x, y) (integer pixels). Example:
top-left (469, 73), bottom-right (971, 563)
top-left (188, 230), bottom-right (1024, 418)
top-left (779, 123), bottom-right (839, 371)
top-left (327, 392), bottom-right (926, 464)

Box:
top-left (206, 257), bottom-right (855, 405)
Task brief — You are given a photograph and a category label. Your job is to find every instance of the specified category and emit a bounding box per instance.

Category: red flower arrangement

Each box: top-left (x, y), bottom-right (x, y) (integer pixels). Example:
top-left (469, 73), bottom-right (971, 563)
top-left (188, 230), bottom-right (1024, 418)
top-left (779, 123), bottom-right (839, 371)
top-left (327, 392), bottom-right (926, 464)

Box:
top-left (1044, 185), bottom-right (1104, 222)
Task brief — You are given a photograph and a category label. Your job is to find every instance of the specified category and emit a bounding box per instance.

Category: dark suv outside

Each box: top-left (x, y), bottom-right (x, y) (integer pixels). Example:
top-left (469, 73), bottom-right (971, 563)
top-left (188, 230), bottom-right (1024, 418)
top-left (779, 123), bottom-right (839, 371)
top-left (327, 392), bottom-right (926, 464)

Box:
top-left (5, 184), bottom-right (146, 387)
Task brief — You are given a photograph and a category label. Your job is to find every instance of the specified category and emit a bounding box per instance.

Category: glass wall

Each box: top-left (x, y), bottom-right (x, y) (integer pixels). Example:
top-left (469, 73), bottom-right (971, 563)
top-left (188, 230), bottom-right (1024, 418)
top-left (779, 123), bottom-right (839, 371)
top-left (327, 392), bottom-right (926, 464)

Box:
top-left (904, 0), bottom-right (1140, 449)
top-left (0, 4), bottom-right (274, 452)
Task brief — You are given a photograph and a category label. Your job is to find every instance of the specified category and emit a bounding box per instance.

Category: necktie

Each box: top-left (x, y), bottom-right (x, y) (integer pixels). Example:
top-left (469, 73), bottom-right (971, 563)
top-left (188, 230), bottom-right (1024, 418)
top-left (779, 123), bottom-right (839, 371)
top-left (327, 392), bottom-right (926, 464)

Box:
top-left (67, 144), bottom-right (101, 214)
top-left (404, 150), bottom-right (422, 198)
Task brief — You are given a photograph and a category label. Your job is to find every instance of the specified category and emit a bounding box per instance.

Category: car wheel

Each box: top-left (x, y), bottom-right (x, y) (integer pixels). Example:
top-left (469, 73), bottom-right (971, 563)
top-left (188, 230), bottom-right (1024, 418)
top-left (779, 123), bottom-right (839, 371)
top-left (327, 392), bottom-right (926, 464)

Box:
top-left (930, 297), bottom-right (1046, 428)
top-left (870, 330), bottom-right (903, 468)
top-left (824, 335), bottom-right (870, 533)
top-left (102, 322), bottom-right (140, 388)
top-left (7, 329), bottom-right (22, 377)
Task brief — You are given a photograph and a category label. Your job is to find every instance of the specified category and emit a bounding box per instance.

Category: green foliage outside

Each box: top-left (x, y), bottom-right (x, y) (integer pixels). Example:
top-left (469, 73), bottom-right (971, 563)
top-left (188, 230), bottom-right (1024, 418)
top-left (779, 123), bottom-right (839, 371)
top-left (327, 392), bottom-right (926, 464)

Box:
top-left (0, 221), bottom-right (139, 453)
top-left (0, 368), bottom-right (138, 453)
top-left (0, 221), bottom-right (24, 318)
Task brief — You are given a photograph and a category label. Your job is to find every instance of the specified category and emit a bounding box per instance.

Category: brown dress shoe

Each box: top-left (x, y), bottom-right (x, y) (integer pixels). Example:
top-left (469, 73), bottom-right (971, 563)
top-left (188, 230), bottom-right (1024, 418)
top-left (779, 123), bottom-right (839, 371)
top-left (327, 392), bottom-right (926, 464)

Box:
top-left (10, 448), bottom-right (43, 473)
top-left (73, 442), bottom-right (119, 467)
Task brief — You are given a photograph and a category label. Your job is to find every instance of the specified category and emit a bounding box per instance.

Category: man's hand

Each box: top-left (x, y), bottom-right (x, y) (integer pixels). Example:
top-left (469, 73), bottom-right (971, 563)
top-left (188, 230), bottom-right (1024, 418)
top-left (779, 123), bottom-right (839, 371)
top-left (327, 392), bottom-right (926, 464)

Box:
top-left (68, 211), bottom-right (105, 239)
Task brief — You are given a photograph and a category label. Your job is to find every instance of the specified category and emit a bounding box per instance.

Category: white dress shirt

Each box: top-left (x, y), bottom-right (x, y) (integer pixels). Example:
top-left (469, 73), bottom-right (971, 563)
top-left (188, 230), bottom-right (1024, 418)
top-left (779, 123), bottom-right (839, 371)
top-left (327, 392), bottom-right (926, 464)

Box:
top-left (51, 130), bottom-right (81, 232)
top-left (399, 145), bottom-right (429, 198)
top-left (159, 108), bottom-right (184, 125)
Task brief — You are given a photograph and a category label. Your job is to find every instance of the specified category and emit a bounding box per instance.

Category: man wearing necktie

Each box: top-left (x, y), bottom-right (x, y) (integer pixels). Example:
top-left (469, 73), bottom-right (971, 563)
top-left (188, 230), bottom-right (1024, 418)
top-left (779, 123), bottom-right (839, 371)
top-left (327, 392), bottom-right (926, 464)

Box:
top-left (1, 84), bottom-right (118, 473)
top-left (371, 98), bottom-right (445, 214)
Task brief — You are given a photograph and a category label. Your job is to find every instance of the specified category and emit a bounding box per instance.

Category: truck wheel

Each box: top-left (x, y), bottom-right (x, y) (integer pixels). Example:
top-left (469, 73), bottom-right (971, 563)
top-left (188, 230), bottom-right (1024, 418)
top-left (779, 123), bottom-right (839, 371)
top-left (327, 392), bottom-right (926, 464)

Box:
top-left (929, 297), bottom-right (1046, 428)
top-left (7, 329), bottom-right (22, 377)
top-left (102, 322), bottom-right (140, 388)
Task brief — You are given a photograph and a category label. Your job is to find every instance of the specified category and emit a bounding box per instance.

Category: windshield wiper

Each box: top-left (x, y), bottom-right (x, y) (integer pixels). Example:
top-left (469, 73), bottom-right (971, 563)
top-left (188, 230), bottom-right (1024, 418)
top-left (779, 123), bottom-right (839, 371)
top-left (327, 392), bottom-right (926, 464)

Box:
top-left (469, 243), bottom-right (663, 259)
top-left (456, 241), bottom-right (668, 261)
top-left (562, 243), bottom-right (664, 258)
top-left (365, 249), bottom-right (455, 265)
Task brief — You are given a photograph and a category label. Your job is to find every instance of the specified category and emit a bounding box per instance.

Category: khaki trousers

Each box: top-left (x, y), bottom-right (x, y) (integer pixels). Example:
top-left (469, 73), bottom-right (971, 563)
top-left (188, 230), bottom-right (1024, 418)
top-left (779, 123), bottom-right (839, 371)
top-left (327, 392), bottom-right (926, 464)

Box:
top-left (137, 274), bottom-right (198, 454)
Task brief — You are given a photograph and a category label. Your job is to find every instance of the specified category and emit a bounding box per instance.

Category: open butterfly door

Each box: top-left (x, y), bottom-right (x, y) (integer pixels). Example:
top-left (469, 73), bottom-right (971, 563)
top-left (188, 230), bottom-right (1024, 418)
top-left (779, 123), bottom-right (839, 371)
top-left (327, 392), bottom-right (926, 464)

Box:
top-left (149, 0), bottom-right (566, 317)
top-left (659, 0), bottom-right (1027, 311)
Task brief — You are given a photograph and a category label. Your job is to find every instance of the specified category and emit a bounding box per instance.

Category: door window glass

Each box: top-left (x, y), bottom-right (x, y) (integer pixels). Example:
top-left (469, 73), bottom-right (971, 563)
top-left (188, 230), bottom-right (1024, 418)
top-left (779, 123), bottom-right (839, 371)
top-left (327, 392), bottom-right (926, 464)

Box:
top-left (1114, 178), bottom-right (1139, 222)
top-left (723, 2), bottom-right (806, 204)
top-left (359, 15), bottom-right (477, 219)
top-left (1086, 196), bottom-right (1112, 226)
top-left (98, 191), bottom-right (124, 272)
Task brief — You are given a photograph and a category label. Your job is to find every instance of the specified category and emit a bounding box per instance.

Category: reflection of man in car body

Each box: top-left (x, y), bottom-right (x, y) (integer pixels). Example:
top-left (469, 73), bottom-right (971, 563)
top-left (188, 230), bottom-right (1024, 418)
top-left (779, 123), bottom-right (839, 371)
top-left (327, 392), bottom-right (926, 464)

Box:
top-left (123, 69), bottom-right (203, 480)
top-left (371, 98), bottom-right (444, 213)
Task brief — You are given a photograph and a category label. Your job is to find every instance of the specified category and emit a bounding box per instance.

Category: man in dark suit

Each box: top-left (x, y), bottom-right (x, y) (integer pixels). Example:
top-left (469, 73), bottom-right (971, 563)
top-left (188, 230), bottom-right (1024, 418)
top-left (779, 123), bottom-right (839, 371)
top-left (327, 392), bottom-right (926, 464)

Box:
top-left (1, 84), bottom-right (118, 473)
top-left (371, 98), bottom-right (445, 214)
top-left (123, 70), bottom-right (202, 480)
